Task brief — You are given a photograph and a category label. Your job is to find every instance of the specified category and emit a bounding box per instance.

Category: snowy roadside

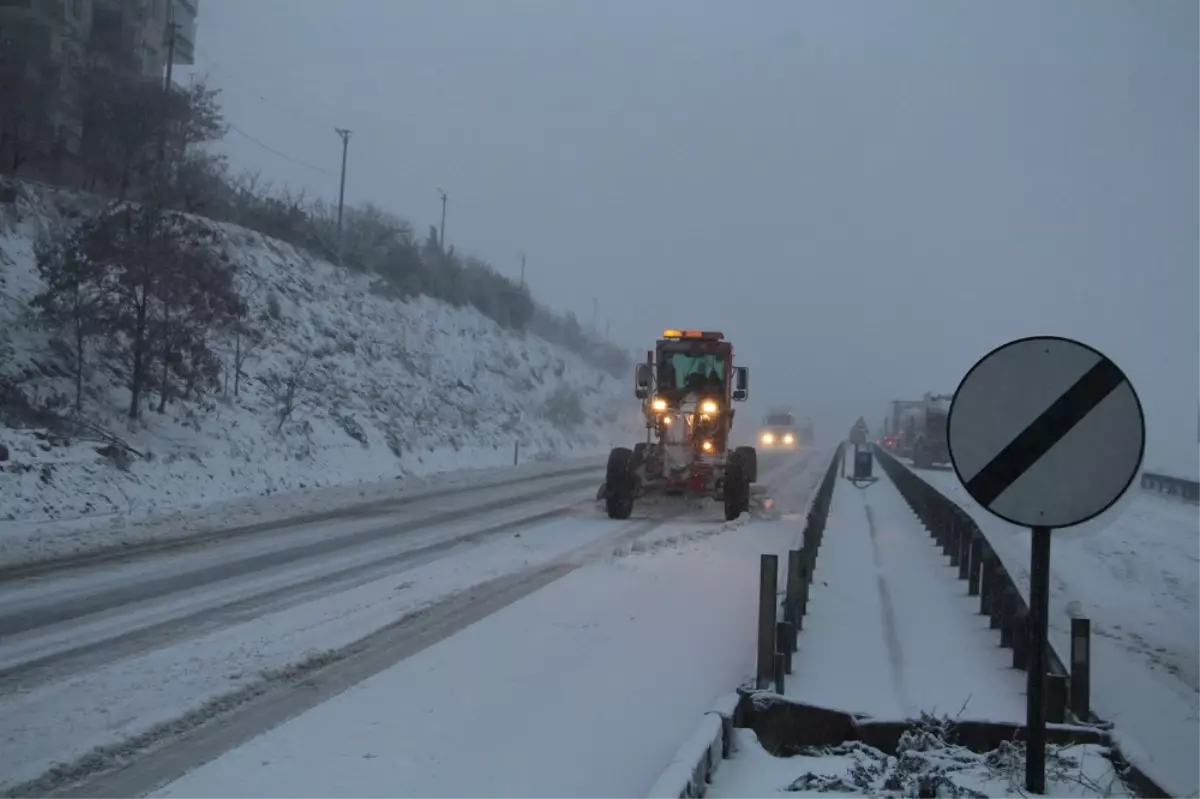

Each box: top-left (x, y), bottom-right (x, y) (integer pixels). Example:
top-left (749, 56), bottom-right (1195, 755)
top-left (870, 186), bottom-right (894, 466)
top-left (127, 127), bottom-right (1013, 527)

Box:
top-left (916, 465), bottom-right (1199, 798)
top-left (2, 177), bottom-right (644, 566)
top-left (0, 445), bottom-right (612, 568)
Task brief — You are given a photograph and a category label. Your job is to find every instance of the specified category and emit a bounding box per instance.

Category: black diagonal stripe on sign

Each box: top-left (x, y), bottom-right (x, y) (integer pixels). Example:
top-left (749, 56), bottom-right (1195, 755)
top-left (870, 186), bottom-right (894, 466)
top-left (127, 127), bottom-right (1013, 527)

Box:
top-left (965, 357), bottom-right (1126, 507)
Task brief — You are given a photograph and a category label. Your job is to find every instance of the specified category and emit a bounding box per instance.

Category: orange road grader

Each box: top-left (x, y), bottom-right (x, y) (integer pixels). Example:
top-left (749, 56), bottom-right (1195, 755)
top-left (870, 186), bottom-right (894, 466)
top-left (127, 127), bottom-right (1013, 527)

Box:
top-left (598, 329), bottom-right (757, 521)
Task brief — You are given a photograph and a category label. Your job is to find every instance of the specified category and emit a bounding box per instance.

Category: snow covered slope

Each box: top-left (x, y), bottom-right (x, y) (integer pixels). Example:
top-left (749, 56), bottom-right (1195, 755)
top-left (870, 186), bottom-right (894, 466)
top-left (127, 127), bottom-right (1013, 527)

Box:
top-left (0, 180), bottom-right (639, 535)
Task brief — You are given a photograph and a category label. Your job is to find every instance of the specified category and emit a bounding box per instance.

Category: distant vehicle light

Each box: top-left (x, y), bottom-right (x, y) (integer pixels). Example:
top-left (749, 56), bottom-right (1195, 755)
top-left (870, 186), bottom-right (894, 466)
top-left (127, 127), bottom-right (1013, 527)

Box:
top-left (762, 432), bottom-right (775, 444)
top-left (783, 433), bottom-right (794, 444)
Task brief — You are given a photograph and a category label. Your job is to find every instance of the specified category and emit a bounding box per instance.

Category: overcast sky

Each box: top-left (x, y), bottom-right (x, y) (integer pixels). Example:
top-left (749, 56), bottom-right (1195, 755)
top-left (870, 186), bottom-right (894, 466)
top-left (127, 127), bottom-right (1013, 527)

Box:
top-left (183, 0), bottom-right (1198, 476)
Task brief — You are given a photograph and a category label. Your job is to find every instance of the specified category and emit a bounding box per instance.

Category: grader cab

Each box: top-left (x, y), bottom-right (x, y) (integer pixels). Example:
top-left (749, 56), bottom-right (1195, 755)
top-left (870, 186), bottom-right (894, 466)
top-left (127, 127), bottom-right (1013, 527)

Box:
top-left (600, 329), bottom-right (756, 521)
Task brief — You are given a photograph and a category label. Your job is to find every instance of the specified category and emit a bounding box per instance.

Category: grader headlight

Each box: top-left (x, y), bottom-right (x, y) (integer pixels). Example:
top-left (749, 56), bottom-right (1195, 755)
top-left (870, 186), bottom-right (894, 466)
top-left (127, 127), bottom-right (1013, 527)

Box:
top-left (651, 397), bottom-right (668, 413)
top-left (700, 399), bottom-right (719, 415)
top-left (701, 439), bottom-right (714, 453)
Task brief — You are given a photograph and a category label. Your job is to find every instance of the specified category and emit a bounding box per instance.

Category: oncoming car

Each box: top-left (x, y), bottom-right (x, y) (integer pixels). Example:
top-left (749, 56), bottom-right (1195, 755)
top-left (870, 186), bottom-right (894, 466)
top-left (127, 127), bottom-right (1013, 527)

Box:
top-left (760, 410), bottom-right (798, 448)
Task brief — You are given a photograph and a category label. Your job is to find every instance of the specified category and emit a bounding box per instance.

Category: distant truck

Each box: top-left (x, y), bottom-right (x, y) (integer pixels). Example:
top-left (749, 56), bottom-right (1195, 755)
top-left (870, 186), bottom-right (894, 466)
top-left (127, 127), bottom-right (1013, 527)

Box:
top-left (759, 409), bottom-right (814, 449)
top-left (883, 394), bottom-right (952, 469)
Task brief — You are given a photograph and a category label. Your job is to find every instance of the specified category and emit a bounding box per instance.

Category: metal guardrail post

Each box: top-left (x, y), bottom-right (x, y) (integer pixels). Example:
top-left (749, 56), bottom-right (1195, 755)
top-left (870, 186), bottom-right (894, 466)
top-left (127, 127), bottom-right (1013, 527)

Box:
top-left (1012, 609), bottom-right (1029, 670)
top-left (1070, 617), bottom-right (1091, 720)
top-left (979, 552), bottom-right (995, 616)
top-left (990, 573), bottom-right (1007, 630)
top-left (1047, 670), bottom-right (1067, 724)
top-left (956, 512), bottom-right (971, 579)
top-left (967, 532), bottom-right (982, 595)
top-left (777, 621), bottom-right (794, 675)
top-left (757, 554), bottom-right (778, 689)
top-left (1000, 588), bottom-right (1018, 648)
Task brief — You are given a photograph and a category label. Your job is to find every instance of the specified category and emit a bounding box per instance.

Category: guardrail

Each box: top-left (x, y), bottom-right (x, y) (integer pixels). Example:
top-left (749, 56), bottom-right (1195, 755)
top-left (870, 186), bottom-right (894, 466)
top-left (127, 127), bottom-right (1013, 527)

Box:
top-left (872, 445), bottom-right (1083, 724)
top-left (1140, 471), bottom-right (1199, 503)
top-left (873, 445), bottom-right (1170, 798)
top-left (652, 447), bottom-right (844, 799)
top-left (755, 443), bottom-right (843, 692)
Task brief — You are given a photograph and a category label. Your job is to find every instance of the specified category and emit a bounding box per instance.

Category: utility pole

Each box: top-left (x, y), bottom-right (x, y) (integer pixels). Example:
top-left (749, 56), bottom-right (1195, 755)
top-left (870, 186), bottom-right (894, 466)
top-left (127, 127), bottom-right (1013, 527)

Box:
top-left (335, 128), bottom-right (351, 244)
top-left (519, 252), bottom-right (526, 289)
top-left (591, 297), bottom-right (598, 334)
top-left (437, 188), bottom-right (448, 252)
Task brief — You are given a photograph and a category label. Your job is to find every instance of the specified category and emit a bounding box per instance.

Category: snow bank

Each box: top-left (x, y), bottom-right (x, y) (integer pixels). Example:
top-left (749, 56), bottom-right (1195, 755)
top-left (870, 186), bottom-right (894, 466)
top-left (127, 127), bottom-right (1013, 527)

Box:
top-left (0, 179), bottom-right (640, 544)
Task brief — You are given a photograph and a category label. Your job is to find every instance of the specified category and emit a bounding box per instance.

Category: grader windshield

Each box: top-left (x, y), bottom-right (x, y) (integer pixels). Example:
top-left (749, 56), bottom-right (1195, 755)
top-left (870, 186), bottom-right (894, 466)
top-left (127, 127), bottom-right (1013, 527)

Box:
top-left (657, 351), bottom-right (726, 394)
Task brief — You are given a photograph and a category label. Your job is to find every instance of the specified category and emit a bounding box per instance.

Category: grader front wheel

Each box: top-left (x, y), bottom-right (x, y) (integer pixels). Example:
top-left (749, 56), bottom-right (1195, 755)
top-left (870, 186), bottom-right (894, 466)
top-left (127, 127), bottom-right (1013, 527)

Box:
top-left (724, 451), bottom-right (751, 521)
top-left (604, 447), bottom-right (636, 520)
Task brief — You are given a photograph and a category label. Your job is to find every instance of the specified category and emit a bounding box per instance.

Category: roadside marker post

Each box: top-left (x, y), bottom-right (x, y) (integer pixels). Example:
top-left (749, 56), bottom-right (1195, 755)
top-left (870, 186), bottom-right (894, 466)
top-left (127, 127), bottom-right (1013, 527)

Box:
top-left (946, 336), bottom-right (1145, 795)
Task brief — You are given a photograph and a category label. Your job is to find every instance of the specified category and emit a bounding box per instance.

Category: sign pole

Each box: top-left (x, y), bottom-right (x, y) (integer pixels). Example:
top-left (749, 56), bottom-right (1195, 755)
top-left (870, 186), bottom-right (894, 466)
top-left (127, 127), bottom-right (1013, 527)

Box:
top-left (945, 336), bottom-right (1146, 797)
top-left (1025, 525), bottom-right (1052, 793)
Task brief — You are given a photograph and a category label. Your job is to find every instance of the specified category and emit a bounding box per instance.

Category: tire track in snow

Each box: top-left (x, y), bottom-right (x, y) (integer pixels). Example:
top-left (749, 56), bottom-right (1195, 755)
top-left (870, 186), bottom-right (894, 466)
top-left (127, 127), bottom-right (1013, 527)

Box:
top-left (9, 452), bottom-right (816, 798)
top-left (861, 496), bottom-right (916, 718)
top-left (0, 501), bottom-right (581, 694)
top-left (12, 515), bottom-right (680, 799)
top-left (0, 461), bottom-right (605, 581)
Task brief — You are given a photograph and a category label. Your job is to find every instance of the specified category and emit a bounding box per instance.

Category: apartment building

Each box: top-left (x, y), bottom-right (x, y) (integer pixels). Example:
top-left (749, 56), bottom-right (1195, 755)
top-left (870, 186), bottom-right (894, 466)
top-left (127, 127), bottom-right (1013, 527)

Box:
top-left (82, 0), bottom-right (198, 77)
top-left (0, 0), bottom-right (197, 74)
top-left (0, 0), bottom-right (198, 167)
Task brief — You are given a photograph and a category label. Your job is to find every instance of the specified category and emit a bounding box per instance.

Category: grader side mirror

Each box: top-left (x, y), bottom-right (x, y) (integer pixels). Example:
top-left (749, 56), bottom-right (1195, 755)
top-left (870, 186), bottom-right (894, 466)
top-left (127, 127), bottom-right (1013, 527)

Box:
top-left (732, 366), bottom-right (749, 401)
top-left (634, 363), bottom-right (652, 399)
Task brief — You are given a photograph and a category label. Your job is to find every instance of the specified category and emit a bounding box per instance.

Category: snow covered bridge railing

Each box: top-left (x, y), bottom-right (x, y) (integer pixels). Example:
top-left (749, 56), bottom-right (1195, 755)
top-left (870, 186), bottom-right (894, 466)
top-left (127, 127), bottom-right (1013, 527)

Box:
top-left (1139, 471), bottom-right (1199, 503)
top-left (872, 445), bottom-right (1083, 725)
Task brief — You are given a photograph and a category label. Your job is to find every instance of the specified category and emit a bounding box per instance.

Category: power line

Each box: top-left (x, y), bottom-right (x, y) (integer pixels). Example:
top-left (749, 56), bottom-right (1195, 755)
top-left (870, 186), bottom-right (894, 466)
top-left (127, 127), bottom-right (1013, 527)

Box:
top-left (226, 122), bottom-right (334, 175)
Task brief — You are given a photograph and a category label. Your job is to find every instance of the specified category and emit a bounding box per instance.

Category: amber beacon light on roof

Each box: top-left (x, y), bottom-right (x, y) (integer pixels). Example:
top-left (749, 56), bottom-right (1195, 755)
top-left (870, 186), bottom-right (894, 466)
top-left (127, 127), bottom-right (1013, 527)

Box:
top-left (661, 329), bottom-right (725, 341)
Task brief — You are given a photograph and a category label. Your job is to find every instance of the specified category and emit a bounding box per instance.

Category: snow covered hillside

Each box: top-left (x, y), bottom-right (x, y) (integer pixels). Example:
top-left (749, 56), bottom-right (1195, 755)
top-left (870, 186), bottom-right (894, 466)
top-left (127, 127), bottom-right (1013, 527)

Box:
top-left (0, 179), bottom-right (639, 536)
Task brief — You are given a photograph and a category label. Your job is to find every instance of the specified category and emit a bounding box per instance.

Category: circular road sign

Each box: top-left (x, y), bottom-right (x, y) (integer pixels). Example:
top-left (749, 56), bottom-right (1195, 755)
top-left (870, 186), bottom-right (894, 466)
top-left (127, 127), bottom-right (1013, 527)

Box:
top-left (947, 336), bottom-right (1145, 530)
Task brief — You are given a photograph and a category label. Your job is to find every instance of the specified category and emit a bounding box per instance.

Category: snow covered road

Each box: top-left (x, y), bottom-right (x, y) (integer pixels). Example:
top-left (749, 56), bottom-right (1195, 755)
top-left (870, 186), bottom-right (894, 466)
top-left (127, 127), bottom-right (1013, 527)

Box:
top-left (780, 471), bottom-right (1027, 722)
top-left (907, 462), bottom-right (1200, 798)
top-left (2, 449), bottom-right (818, 797)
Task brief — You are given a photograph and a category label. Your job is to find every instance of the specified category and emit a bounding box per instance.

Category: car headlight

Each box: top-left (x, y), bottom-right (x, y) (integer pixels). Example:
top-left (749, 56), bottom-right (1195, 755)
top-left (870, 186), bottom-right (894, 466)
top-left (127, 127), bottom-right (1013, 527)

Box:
top-left (783, 433), bottom-right (794, 444)
top-left (652, 398), bottom-right (668, 412)
top-left (700, 399), bottom-right (718, 415)
top-left (762, 432), bottom-right (775, 444)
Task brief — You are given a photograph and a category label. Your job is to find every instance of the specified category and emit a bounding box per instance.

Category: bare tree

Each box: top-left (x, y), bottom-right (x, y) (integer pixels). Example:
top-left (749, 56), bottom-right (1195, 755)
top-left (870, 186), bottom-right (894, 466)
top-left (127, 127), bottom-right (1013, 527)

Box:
top-left (166, 149), bottom-right (230, 215)
top-left (31, 218), bottom-right (112, 411)
top-left (262, 353), bottom-right (313, 433)
top-left (71, 203), bottom-right (241, 419)
top-left (74, 60), bottom-right (224, 198)
top-left (228, 269), bottom-right (265, 397)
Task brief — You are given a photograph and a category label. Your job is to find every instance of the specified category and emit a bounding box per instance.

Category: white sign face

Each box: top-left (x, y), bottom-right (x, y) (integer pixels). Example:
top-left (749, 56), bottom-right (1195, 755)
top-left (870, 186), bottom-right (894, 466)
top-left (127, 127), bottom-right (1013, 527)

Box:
top-left (947, 336), bottom-right (1145, 529)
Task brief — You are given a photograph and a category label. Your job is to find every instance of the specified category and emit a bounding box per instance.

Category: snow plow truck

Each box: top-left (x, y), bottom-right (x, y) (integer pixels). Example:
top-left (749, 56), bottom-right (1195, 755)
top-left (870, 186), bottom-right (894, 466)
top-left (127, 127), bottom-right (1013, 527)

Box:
top-left (599, 329), bottom-right (755, 521)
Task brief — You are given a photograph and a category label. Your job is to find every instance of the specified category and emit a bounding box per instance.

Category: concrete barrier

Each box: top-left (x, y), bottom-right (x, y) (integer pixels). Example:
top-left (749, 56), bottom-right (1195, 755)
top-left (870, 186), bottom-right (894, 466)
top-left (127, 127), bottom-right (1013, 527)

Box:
top-left (646, 693), bottom-right (740, 799)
